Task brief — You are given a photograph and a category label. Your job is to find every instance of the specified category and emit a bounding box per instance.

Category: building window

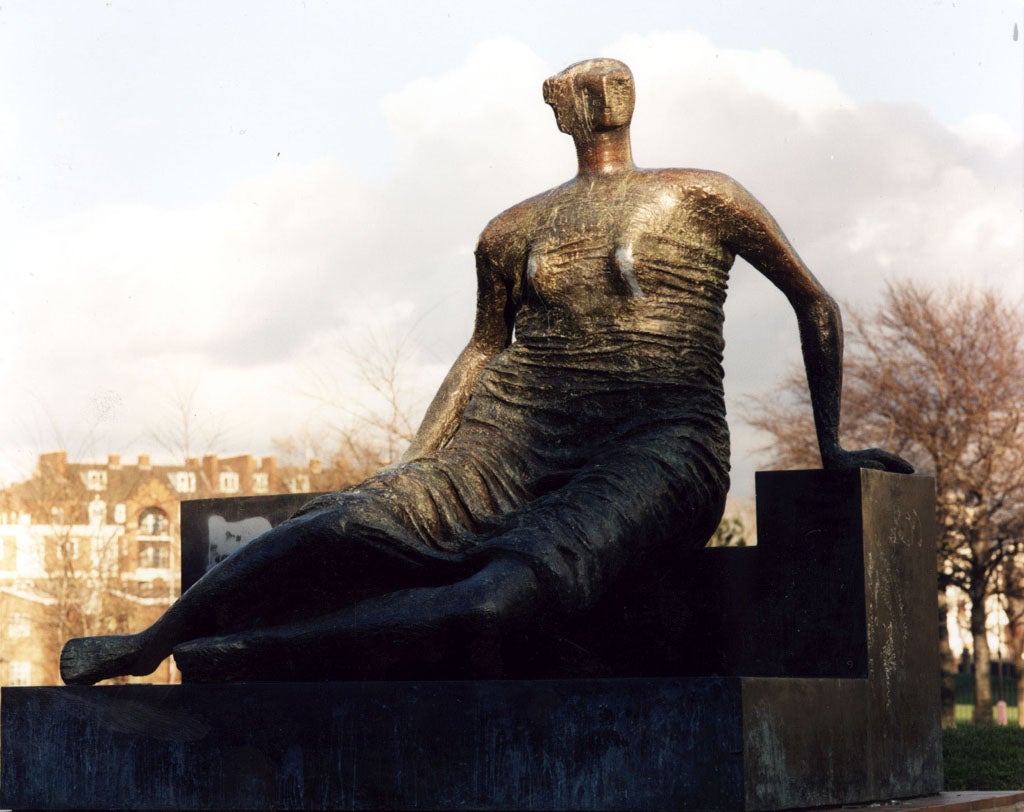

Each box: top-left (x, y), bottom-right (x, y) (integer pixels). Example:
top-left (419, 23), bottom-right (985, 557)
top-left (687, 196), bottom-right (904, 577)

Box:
top-left (50, 506), bottom-right (65, 524)
top-left (16, 536), bottom-right (44, 575)
top-left (114, 504), bottom-right (127, 524)
top-left (139, 541), bottom-right (171, 569)
top-left (138, 507), bottom-right (169, 536)
top-left (219, 472), bottom-right (240, 493)
top-left (88, 497), bottom-right (106, 525)
top-left (56, 538), bottom-right (80, 560)
top-left (8, 661), bottom-right (31, 686)
top-left (175, 471), bottom-right (197, 493)
top-left (86, 470), bottom-right (108, 491)
top-left (289, 475), bottom-right (311, 493)
top-left (253, 472), bottom-right (269, 494)
top-left (8, 613), bottom-right (31, 638)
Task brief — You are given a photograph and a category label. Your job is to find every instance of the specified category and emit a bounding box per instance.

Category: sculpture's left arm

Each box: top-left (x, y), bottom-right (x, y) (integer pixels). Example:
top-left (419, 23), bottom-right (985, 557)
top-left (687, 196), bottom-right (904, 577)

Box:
top-left (714, 174), bottom-right (913, 473)
top-left (401, 243), bottom-right (515, 462)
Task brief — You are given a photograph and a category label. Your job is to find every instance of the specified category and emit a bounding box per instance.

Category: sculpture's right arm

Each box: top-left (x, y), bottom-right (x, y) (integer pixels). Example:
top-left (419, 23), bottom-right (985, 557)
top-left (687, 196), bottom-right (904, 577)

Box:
top-left (712, 173), bottom-right (913, 474)
top-left (401, 247), bottom-right (514, 461)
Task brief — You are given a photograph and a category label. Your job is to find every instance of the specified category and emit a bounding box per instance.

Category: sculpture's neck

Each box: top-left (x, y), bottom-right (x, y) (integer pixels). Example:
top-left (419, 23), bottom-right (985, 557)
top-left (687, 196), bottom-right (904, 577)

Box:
top-left (574, 128), bottom-right (635, 175)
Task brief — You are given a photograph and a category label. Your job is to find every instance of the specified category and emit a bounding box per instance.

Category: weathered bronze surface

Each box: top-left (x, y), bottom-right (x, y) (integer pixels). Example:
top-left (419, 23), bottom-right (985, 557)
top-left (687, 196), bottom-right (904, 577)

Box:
top-left (60, 58), bottom-right (911, 685)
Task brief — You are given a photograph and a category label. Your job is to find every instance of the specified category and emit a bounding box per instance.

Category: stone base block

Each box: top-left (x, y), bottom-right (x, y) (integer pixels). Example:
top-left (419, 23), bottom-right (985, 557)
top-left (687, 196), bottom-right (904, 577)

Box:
top-left (3, 677), bottom-right (745, 811)
top-left (1, 470), bottom-right (943, 810)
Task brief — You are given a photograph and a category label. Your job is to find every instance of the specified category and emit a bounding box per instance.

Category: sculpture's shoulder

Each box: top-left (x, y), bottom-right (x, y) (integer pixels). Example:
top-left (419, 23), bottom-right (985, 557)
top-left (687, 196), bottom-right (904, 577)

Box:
top-left (643, 167), bottom-right (746, 202)
top-left (476, 183), bottom-right (569, 269)
top-left (639, 168), bottom-right (759, 234)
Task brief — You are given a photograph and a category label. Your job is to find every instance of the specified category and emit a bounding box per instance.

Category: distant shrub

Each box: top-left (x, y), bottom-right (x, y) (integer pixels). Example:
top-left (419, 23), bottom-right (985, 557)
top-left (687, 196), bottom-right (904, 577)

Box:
top-left (944, 725), bottom-right (1024, 791)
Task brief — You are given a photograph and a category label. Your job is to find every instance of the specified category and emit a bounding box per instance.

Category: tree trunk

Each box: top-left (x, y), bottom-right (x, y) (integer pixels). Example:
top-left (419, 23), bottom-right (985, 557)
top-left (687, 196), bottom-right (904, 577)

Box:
top-left (937, 589), bottom-right (958, 727)
top-left (1018, 671), bottom-right (1024, 729)
top-left (1007, 627), bottom-right (1024, 729)
top-left (971, 600), bottom-right (993, 726)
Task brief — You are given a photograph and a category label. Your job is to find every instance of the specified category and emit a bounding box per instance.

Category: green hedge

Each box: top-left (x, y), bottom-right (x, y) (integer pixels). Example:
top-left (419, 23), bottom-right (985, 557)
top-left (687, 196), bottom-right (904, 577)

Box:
top-left (944, 725), bottom-right (1024, 790)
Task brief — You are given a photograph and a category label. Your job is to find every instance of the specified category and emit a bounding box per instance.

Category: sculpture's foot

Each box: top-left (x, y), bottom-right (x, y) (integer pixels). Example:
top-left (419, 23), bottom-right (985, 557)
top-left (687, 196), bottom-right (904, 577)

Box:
top-left (173, 634), bottom-right (267, 683)
top-left (60, 634), bottom-right (162, 685)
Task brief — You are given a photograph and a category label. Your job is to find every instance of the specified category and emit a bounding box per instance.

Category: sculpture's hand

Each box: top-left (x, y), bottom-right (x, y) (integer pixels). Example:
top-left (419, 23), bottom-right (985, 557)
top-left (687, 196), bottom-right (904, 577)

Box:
top-left (823, 447), bottom-right (915, 474)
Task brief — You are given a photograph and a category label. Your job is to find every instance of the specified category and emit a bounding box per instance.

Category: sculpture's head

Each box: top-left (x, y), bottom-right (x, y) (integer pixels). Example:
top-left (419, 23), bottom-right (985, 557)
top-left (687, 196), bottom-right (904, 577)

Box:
top-left (543, 58), bottom-right (635, 138)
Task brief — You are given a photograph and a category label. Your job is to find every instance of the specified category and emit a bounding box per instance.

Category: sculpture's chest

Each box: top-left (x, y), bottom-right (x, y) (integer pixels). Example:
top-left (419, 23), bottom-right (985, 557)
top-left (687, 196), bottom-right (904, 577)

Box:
top-left (517, 192), bottom-right (731, 313)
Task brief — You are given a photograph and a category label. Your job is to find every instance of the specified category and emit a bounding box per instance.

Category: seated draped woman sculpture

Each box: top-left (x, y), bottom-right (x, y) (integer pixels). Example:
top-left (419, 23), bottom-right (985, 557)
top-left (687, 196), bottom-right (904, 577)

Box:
top-left (61, 58), bottom-right (911, 685)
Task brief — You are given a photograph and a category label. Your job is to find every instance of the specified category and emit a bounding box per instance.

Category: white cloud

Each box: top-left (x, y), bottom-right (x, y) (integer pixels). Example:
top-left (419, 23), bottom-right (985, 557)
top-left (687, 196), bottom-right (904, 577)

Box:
top-left (952, 113), bottom-right (1021, 158)
top-left (612, 32), bottom-right (854, 124)
top-left (2, 33), bottom-right (1021, 498)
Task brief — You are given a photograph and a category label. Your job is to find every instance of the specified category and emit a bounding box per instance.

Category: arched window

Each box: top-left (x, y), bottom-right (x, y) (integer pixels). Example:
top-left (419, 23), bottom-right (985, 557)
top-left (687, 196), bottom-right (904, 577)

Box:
top-left (138, 507), bottom-right (169, 536)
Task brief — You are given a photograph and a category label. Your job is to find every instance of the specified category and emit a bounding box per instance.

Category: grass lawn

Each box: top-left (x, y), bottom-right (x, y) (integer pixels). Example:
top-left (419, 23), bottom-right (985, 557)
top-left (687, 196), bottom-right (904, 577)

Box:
top-left (955, 702), bottom-right (1019, 725)
top-left (944, 725), bottom-right (1024, 790)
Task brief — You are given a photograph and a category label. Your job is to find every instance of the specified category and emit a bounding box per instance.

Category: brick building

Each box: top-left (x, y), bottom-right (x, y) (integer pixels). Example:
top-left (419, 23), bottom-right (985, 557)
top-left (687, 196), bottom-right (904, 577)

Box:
top-left (0, 451), bottom-right (326, 686)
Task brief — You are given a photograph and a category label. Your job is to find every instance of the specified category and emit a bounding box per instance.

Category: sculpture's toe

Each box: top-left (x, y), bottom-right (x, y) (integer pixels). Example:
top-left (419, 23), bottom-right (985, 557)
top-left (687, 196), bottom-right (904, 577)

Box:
top-left (60, 635), bottom-right (142, 685)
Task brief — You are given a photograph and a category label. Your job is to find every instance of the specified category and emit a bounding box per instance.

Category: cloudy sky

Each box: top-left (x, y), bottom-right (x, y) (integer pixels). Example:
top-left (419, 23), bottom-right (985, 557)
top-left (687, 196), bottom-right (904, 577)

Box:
top-left (1, 1), bottom-right (1021, 499)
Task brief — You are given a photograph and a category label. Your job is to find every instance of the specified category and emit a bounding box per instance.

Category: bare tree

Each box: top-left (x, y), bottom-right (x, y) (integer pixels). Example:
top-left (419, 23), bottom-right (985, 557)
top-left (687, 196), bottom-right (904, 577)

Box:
top-left (293, 330), bottom-right (426, 482)
top-left (148, 377), bottom-right (230, 464)
top-left (748, 282), bottom-right (1024, 726)
top-left (11, 457), bottom-right (135, 681)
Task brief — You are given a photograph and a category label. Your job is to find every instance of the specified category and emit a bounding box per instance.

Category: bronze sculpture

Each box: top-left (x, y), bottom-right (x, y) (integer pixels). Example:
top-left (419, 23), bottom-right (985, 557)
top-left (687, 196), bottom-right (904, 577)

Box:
top-left (60, 58), bottom-right (911, 685)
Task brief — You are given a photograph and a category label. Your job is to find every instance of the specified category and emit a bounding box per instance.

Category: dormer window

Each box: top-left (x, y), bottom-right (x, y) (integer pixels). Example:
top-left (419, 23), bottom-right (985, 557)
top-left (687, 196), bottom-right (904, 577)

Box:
top-left (253, 472), bottom-right (269, 494)
top-left (86, 470), bottom-right (107, 491)
top-left (175, 471), bottom-right (197, 493)
top-left (219, 472), bottom-right (240, 493)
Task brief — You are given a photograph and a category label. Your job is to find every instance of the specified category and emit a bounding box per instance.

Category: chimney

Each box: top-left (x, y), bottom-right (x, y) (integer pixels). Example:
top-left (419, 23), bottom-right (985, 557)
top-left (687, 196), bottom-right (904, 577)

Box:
top-left (186, 457), bottom-right (200, 470)
top-left (137, 454), bottom-right (151, 470)
top-left (240, 455), bottom-right (256, 484)
top-left (108, 454), bottom-right (121, 469)
top-left (39, 451), bottom-right (68, 477)
top-left (202, 454), bottom-right (219, 485)
top-left (260, 456), bottom-right (277, 488)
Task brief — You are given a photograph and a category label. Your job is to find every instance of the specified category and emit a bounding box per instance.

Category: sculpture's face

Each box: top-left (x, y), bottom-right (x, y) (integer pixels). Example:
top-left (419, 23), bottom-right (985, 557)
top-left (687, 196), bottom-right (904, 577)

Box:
top-left (543, 59), bottom-right (635, 137)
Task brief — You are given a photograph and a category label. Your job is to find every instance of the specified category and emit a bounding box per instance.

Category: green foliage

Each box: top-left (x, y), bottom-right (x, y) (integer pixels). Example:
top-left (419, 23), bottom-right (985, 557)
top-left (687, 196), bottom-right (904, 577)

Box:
top-left (943, 725), bottom-right (1024, 790)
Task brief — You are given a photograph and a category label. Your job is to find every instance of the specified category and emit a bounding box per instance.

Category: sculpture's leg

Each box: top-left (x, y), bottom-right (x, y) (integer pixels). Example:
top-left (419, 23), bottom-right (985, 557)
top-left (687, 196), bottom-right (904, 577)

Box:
top-left (60, 507), bottom-right (439, 685)
top-left (172, 556), bottom-right (543, 681)
top-left (172, 447), bottom-right (724, 682)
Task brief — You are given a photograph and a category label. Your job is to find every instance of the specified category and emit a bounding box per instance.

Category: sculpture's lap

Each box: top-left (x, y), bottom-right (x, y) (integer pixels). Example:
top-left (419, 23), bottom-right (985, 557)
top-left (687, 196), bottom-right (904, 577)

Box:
top-left (290, 428), bottom-right (728, 617)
